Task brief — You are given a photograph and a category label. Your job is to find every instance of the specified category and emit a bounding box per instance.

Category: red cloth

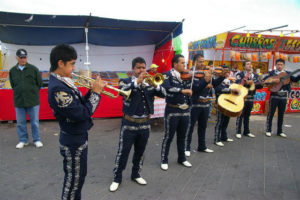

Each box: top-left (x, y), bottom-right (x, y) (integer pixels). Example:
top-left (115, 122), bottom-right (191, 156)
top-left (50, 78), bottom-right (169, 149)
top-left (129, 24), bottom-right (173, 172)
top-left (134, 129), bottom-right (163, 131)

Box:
top-left (1, 87), bottom-right (300, 121)
top-left (152, 39), bottom-right (174, 73)
top-left (0, 88), bottom-right (123, 121)
top-left (79, 87), bottom-right (123, 118)
top-left (148, 71), bottom-right (156, 76)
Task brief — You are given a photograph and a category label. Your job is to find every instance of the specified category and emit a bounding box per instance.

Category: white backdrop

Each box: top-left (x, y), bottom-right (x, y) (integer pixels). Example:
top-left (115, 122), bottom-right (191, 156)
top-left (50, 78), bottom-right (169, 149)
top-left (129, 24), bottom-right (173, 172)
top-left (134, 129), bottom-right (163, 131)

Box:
top-left (1, 43), bottom-right (155, 71)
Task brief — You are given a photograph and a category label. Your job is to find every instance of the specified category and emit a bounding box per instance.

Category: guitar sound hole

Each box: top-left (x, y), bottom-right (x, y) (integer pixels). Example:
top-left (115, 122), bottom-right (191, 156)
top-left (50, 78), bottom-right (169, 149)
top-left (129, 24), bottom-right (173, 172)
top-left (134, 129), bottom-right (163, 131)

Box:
top-left (225, 98), bottom-right (237, 105)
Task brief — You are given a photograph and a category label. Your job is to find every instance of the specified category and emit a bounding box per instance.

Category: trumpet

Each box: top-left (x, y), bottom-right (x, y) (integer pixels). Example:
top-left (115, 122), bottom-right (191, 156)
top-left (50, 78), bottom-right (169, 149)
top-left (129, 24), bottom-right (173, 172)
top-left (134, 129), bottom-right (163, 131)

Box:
top-left (71, 73), bottom-right (131, 100)
top-left (144, 73), bottom-right (164, 87)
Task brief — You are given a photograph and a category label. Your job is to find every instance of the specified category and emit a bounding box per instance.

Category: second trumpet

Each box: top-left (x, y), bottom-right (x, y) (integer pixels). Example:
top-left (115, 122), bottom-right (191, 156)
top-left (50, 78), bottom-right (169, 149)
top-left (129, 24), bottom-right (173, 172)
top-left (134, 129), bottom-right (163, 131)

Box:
top-left (72, 73), bottom-right (131, 100)
top-left (144, 73), bottom-right (164, 87)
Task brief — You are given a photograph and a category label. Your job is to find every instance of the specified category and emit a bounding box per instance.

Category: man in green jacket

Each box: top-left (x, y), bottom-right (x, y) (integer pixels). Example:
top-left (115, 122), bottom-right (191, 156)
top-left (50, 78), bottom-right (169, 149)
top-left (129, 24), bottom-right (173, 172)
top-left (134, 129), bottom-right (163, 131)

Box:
top-left (9, 49), bottom-right (43, 149)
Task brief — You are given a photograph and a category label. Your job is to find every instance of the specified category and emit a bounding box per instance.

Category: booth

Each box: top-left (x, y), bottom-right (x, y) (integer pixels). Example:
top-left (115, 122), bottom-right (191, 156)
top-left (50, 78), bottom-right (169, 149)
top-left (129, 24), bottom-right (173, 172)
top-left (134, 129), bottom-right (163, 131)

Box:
top-left (0, 11), bottom-right (181, 121)
top-left (188, 32), bottom-right (300, 114)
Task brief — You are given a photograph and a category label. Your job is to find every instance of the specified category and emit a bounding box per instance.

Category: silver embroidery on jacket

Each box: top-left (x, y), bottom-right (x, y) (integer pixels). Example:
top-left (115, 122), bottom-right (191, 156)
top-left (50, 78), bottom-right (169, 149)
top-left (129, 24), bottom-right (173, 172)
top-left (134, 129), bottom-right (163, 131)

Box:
top-left (169, 87), bottom-right (181, 92)
top-left (89, 93), bottom-right (100, 113)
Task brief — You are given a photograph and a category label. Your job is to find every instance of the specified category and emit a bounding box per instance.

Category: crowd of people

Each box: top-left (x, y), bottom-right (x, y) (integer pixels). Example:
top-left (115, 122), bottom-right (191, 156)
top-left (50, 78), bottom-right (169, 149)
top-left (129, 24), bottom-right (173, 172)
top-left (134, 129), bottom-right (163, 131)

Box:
top-left (8, 45), bottom-right (300, 199)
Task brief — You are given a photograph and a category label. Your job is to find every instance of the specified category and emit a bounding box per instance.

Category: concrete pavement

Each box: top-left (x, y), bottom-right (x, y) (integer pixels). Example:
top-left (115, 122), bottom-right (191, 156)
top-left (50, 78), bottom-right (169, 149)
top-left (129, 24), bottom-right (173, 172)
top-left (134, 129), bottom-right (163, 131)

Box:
top-left (1, 114), bottom-right (300, 200)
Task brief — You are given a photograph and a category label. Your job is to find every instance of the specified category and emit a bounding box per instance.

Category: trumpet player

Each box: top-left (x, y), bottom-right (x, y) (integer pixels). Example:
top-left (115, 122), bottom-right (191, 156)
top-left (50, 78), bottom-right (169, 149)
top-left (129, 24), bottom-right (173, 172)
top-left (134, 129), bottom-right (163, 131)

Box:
top-left (48, 44), bottom-right (106, 200)
top-left (109, 57), bottom-right (166, 192)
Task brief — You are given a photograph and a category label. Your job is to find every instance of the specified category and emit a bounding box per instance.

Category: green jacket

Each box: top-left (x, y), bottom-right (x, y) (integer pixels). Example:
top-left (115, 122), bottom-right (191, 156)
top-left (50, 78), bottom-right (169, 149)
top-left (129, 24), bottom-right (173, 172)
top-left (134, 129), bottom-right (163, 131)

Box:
top-left (9, 63), bottom-right (42, 108)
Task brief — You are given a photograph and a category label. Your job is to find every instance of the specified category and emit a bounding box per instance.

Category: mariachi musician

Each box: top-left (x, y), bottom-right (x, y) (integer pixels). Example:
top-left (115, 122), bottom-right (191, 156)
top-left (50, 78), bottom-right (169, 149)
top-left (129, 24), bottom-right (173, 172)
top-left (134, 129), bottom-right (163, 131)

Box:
top-left (214, 65), bottom-right (237, 147)
top-left (185, 54), bottom-right (225, 156)
top-left (263, 58), bottom-right (300, 138)
top-left (160, 54), bottom-right (209, 171)
top-left (109, 57), bottom-right (166, 192)
top-left (48, 44), bottom-right (105, 200)
top-left (235, 61), bottom-right (263, 139)
top-left (230, 62), bottom-right (240, 78)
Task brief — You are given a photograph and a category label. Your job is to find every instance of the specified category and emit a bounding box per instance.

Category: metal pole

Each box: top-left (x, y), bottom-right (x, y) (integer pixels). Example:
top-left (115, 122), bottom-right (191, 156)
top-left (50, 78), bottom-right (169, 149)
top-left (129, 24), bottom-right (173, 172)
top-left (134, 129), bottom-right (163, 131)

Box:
top-left (84, 27), bottom-right (91, 69)
top-left (252, 25), bottom-right (288, 34)
top-left (227, 26), bottom-right (246, 32)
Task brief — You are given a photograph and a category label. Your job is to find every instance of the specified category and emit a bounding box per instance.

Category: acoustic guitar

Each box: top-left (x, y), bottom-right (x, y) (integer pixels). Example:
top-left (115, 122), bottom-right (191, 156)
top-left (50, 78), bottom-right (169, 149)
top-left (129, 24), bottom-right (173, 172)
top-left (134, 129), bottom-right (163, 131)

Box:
top-left (264, 69), bottom-right (300, 92)
top-left (217, 83), bottom-right (248, 117)
top-left (241, 72), bottom-right (255, 91)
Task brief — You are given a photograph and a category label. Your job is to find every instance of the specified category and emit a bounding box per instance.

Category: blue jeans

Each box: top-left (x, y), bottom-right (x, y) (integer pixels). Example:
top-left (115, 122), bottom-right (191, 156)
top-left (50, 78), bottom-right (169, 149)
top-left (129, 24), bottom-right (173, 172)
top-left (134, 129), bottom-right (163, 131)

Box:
top-left (15, 105), bottom-right (40, 143)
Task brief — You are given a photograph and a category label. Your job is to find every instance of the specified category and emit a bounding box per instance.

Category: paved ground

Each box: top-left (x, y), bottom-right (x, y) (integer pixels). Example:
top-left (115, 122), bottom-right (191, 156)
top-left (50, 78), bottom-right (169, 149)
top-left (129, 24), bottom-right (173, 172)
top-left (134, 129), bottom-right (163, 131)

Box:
top-left (1, 113), bottom-right (300, 200)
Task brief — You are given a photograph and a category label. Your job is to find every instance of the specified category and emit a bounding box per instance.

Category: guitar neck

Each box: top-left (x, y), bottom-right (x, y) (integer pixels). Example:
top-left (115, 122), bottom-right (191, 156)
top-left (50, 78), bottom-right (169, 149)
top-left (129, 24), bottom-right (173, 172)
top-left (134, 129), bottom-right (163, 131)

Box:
top-left (281, 69), bottom-right (300, 82)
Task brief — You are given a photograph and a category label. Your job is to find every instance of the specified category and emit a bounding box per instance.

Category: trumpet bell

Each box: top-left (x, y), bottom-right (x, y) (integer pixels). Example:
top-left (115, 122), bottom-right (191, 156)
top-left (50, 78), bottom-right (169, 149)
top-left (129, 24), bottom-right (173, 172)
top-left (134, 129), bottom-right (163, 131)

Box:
top-left (145, 73), bottom-right (164, 87)
top-left (118, 89), bottom-right (131, 101)
top-left (152, 73), bottom-right (164, 86)
top-left (105, 84), bottom-right (131, 101)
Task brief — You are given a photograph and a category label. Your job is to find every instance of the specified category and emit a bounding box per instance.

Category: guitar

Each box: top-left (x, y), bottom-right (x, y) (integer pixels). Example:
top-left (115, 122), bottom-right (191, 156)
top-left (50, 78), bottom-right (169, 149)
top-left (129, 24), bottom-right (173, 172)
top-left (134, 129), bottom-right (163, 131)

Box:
top-left (241, 72), bottom-right (255, 91)
top-left (264, 69), bottom-right (300, 92)
top-left (217, 83), bottom-right (248, 117)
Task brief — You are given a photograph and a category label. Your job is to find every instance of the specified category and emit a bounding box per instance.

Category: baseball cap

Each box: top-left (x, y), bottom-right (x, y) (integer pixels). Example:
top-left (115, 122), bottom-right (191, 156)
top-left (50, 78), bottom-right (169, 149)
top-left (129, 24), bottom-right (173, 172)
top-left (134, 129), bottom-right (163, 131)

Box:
top-left (150, 64), bottom-right (159, 69)
top-left (16, 49), bottom-right (27, 58)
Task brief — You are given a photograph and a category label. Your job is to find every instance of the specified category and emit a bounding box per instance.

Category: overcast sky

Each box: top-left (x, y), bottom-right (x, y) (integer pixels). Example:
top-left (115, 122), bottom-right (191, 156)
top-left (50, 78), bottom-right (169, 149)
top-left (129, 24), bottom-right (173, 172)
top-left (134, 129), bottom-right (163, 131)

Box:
top-left (1, 0), bottom-right (300, 57)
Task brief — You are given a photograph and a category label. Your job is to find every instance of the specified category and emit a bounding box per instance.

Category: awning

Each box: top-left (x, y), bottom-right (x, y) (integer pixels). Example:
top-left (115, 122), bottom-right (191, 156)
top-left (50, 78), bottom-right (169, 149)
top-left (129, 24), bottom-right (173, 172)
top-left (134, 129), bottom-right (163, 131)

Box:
top-left (0, 11), bottom-right (183, 48)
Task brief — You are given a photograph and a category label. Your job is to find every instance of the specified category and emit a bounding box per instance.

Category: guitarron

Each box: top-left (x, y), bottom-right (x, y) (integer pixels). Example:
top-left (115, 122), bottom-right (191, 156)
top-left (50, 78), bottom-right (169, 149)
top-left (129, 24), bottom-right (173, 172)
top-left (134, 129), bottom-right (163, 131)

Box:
top-left (217, 83), bottom-right (248, 117)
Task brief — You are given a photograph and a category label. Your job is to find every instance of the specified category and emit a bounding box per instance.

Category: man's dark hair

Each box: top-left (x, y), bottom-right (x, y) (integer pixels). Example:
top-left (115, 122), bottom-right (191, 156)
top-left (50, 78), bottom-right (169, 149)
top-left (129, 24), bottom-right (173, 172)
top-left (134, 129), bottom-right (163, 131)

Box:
top-left (193, 54), bottom-right (204, 63)
top-left (243, 61), bottom-right (251, 67)
top-left (132, 57), bottom-right (146, 69)
top-left (275, 58), bottom-right (285, 64)
top-left (172, 54), bottom-right (185, 68)
top-left (50, 44), bottom-right (77, 72)
top-left (208, 61), bottom-right (213, 66)
top-left (222, 64), bottom-right (229, 69)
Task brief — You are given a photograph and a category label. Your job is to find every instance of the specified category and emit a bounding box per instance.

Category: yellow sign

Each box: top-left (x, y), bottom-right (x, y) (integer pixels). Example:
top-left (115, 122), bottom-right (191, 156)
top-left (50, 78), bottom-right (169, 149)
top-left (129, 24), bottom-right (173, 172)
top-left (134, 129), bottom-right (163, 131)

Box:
top-left (189, 32), bottom-right (228, 51)
top-left (216, 32), bottom-right (228, 49)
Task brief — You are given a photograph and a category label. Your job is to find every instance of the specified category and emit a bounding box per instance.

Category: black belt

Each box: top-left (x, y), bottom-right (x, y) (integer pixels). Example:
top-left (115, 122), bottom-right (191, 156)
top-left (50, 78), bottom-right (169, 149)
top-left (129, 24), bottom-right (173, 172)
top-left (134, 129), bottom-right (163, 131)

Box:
top-left (271, 91), bottom-right (288, 97)
top-left (197, 98), bottom-right (212, 103)
top-left (124, 115), bottom-right (150, 123)
top-left (167, 103), bottom-right (189, 110)
top-left (246, 95), bottom-right (254, 99)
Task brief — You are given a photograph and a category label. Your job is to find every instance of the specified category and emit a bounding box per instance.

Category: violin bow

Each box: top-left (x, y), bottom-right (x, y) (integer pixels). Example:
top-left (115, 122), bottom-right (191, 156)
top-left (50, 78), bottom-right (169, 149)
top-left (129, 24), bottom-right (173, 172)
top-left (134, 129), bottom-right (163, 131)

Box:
top-left (190, 59), bottom-right (197, 90)
top-left (209, 51), bottom-right (217, 99)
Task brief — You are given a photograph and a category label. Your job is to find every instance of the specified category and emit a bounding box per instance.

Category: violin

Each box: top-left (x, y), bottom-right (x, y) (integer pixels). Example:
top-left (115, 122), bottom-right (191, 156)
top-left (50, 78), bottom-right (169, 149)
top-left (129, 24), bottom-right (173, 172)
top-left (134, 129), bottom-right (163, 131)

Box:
top-left (212, 67), bottom-right (224, 76)
top-left (180, 66), bottom-right (226, 80)
top-left (198, 66), bottom-right (224, 76)
top-left (180, 69), bottom-right (205, 80)
top-left (202, 66), bottom-right (225, 76)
